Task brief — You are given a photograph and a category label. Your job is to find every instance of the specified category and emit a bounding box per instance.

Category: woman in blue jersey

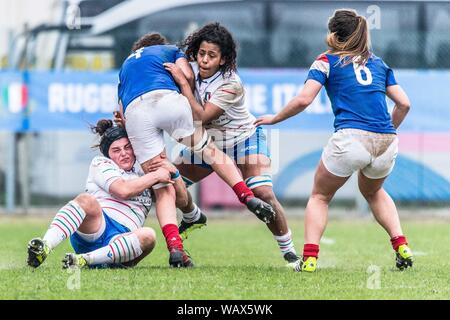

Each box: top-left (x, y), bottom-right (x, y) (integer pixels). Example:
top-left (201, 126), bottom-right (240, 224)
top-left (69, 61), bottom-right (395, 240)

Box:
top-left (256, 9), bottom-right (413, 272)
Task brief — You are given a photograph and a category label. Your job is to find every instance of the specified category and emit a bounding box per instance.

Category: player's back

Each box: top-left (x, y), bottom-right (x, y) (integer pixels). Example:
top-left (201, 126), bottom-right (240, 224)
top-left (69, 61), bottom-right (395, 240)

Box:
top-left (118, 45), bottom-right (185, 111)
top-left (308, 53), bottom-right (397, 134)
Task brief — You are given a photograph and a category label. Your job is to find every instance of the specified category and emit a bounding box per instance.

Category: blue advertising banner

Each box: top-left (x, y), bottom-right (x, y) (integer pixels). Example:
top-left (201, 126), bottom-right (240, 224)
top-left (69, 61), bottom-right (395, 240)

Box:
top-left (27, 71), bottom-right (118, 131)
top-left (1, 69), bottom-right (449, 132)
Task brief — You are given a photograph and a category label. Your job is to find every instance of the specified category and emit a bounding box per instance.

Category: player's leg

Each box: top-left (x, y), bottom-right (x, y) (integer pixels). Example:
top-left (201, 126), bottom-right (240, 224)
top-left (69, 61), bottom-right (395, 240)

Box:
top-left (176, 159), bottom-right (212, 239)
top-left (62, 227), bottom-right (156, 268)
top-left (359, 136), bottom-right (413, 270)
top-left (239, 152), bottom-right (300, 266)
top-left (153, 184), bottom-right (193, 267)
top-left (27, 193), bottom-right (102, 268)
top-left (180, 127), bottom-right (275, 222)
top-left (160, 92), bottom-right (274, 222)
top-left (124, 93), bottom-right (192, 267)
top-left (295, 160), bottom-right (349, 272)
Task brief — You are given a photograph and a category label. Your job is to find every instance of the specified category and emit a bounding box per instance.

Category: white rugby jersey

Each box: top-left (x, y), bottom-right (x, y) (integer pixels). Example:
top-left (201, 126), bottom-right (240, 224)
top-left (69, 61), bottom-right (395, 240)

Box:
top-left (192, 62), bottom-right (256, 149)
top-left (85, 156), bottom-right (152, 231)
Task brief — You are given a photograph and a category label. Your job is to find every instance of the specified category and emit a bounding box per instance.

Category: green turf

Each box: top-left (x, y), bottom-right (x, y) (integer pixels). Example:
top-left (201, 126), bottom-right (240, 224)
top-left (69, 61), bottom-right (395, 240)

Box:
top-left (1, 216), bottom-right (449, 299)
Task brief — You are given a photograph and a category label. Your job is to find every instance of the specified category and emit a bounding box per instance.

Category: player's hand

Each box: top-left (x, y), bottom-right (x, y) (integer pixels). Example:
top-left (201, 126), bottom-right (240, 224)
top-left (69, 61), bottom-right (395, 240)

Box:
top-left (153, 168), bottom-right (174, 184)
top-left (164, 63), bottom-right (188, 86)
top-left (147, 159), bottom-right (178, 175)
top-left (254, 114), bottom-right (277, 126)
top-left (113, 111), bottom-right (125, 128)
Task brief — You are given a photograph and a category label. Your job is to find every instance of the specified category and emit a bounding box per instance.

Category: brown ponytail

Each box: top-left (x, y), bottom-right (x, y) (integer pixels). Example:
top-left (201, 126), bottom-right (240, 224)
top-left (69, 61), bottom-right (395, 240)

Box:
top-left (326, 9), bottom-right (371, 65)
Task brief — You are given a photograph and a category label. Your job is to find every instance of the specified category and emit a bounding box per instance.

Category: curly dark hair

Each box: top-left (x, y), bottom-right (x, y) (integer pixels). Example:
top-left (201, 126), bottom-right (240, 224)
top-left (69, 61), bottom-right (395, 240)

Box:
top-left (91, 119), bottom-right (113, 136)
top-left (131, 32), bottom-right (167, 51)
top-left (182, 22), bottom-right (237, 76)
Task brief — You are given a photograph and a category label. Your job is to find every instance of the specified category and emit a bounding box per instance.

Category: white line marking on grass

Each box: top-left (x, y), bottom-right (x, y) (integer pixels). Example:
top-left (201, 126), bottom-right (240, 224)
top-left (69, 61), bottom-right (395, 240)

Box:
top-left (0, 262), bottom-right (21, 270)
top-left (321, 237), bottom-right (336, 245)
top-left (412, 251), bottom-right (427, 256)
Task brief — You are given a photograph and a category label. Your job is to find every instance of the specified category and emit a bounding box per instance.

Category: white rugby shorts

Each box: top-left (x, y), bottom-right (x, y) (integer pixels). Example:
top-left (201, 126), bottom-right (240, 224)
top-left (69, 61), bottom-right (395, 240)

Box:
top-left (322, 128), bottom-right (398, 179)
top-left (124, 90), bottom-right (195, 164)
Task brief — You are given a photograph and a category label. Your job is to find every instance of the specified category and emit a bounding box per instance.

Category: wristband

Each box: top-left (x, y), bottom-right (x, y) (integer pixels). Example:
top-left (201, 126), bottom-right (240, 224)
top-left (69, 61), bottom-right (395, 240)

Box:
top-left (171, 170), bottom-right (181, 180)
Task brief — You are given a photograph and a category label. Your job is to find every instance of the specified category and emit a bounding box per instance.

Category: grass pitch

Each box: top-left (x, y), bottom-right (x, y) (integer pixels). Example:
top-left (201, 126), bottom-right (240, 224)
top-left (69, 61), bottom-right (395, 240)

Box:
top-left (1, 214), bottom-right (449, 300)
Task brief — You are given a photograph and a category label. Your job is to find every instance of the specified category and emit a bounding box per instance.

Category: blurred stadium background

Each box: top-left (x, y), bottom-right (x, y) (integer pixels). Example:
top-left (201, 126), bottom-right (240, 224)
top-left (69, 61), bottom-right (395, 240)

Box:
top-left (0, 0), bottom-right (449, 215)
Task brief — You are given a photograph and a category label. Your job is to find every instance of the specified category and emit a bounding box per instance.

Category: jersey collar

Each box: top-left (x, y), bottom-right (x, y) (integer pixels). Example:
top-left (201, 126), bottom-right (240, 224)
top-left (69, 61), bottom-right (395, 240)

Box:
top-left (196, 69), bottom-right (223, 86)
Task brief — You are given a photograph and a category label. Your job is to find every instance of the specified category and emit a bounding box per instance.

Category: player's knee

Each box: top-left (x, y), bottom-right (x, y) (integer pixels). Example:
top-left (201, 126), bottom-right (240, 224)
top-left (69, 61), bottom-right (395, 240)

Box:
top-left (190, 130), bottom-right (211, 154)
top-left (73, 193), bottom-right (100, 216)
top-left (310, 192), bottom-right (333, 204)
top-left (136, 227), bottom-right (156, 251)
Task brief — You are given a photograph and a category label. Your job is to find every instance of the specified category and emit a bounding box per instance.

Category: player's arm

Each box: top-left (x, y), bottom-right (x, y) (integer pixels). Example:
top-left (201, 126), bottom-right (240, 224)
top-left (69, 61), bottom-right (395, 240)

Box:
top-left (164, 62), bottom-right (224, 123)
top-left (138, 158), bottom-right (189, 207)
top-left (255, 79), bottom-right (322, 126)
top-left (109, 168), bottom-right (173, 200)
top-left (175, 57), bottom-right (195, 91)
top-left (113, 100), bottom-right (126, 127)
top-left (386, 85), bottom-right (410, 129)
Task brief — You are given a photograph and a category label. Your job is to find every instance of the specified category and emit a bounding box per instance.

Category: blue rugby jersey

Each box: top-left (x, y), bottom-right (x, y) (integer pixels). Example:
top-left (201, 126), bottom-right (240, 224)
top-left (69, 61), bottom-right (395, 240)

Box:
top-left (118, 45), bottom-right (186, 111)
top-left (306, 53), bottom-right (397, 134)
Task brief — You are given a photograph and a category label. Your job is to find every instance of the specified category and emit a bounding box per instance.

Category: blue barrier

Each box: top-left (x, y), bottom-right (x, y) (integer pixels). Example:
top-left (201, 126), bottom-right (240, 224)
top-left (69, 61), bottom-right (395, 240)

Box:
top-left (1, 69), bottom-right (449, 132)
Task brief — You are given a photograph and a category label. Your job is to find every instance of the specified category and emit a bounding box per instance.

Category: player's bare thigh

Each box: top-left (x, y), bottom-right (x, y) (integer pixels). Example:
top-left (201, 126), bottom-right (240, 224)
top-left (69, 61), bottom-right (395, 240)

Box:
top-left (238, 154), bottom-right (271, 179)
top-left (175, 158), bottom-right (214, 183)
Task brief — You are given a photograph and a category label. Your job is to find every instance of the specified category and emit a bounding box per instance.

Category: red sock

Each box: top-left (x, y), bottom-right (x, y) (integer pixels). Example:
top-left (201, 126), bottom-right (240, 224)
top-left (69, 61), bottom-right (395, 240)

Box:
top-left (303, 244), bottom-right (320, 260)
top-left (390, 235), bottom-right (408, 251)
top-left (232, 181), bottom-right (254, 204)
top-left (162, 224), bottom-right (183, 251)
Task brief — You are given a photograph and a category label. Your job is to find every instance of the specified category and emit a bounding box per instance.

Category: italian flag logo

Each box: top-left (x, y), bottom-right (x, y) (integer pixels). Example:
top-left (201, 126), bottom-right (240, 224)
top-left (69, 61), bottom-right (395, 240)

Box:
top-left (1, 82), bottom-right (28, 113)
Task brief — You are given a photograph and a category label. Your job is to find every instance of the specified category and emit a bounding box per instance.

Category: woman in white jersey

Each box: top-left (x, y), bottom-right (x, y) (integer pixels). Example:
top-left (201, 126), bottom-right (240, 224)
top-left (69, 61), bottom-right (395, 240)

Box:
top-left (161, 23), bottom-right (300, 266)
top-left (27, 119), bottom-right (193, 269)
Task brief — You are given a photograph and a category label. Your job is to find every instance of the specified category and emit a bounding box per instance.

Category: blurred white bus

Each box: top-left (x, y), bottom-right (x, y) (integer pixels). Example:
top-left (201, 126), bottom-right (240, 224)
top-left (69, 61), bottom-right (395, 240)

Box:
top-left (8, 0), bottom-right (450, 71)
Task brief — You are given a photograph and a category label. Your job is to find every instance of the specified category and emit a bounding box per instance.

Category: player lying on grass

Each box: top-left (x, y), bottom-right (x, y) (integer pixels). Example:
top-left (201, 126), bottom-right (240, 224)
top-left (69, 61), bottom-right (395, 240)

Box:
top-left (161, 22), bottom-right (300, 266)
top-left (27, 119), bottom-right (193, 269)
top-left (256, 9), bottom-right (413, 272)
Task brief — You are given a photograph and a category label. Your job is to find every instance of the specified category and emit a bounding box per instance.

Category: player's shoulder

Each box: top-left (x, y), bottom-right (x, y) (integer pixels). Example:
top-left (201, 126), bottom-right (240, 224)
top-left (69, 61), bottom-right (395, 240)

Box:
top-left (219, 72), bottom-right (244, 94)
top-left (367, 54), bottom-right (391, 71)
top-left (90, 156), bottom-right (117, 169)
top-left (315, 52), bottom-right (331, 63)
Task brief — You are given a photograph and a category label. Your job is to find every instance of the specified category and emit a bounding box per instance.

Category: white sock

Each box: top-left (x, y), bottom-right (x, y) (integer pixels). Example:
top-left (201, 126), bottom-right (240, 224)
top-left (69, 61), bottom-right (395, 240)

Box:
top-left (82, 233), bottom-right (143, 266)
top-left (43, 200), bottom-right (86, 250)
top-left (274, 229), bottom-right (297, 256)
top-left (182, 203), bottom-right (201, 223)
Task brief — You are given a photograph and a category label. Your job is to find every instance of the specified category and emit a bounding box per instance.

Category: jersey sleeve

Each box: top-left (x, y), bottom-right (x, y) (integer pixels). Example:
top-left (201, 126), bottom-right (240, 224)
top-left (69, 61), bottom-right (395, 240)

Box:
top-left (306, 54), bottom-right (330, 85)
top-left (208, 78), bottom-right (244, 112)
top-left (385, 66), bottom-right (397, 87)
top-left (90, 156), bottom-right (123, 193)
top-left (174, 47), bottom-right (186, 61)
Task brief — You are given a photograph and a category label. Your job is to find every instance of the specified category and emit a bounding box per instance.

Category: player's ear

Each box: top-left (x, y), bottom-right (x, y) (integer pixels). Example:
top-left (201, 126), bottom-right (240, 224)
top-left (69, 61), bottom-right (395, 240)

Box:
top-left (219, 57), bottom-right (225, 66)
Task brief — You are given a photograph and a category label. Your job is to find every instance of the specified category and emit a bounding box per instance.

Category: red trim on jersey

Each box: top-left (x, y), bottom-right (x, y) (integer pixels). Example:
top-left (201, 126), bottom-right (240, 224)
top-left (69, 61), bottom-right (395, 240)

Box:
top-left (103, 206), bottom-right (139, 229)
top-left (221, 89), bottom-right (237, 95)
top-left (103, 197), bottom-right (131, 208)
top-left (316, 54), bottom-right (329, 63)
